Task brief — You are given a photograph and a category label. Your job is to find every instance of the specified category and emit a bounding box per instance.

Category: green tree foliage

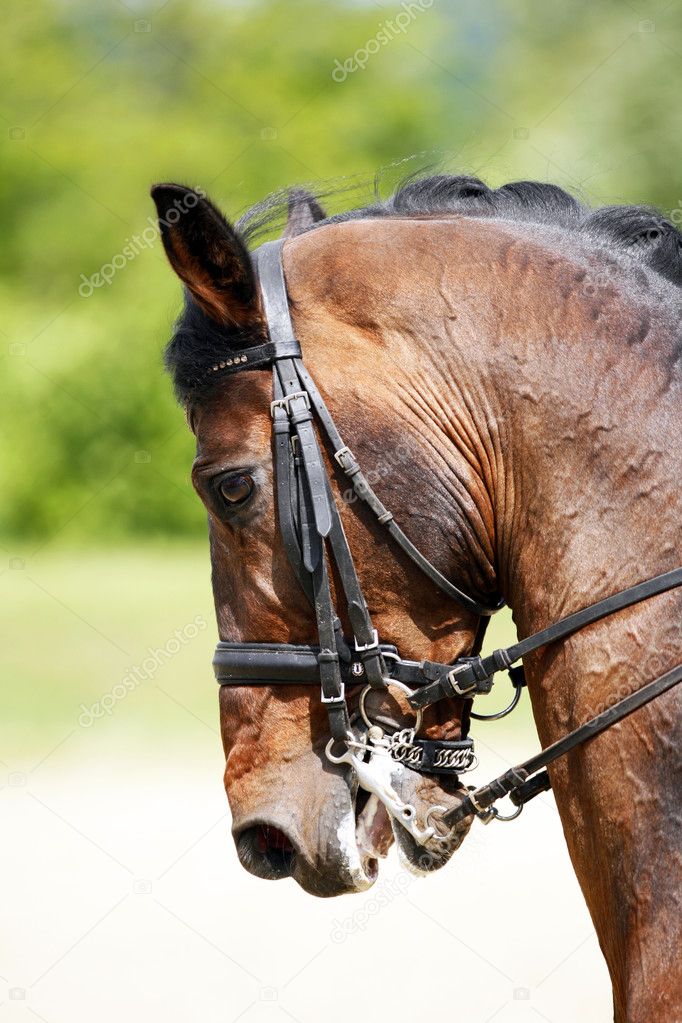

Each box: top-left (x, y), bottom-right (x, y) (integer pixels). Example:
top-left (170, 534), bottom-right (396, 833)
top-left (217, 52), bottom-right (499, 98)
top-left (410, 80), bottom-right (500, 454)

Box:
top-left (1, 0), bottom-right (679, 542)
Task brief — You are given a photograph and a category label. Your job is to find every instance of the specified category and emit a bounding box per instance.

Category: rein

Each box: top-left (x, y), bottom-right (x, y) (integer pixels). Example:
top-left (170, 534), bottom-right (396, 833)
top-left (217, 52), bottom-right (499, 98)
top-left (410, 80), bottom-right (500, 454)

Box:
top-left (210, 238), bottom-right (682, 843)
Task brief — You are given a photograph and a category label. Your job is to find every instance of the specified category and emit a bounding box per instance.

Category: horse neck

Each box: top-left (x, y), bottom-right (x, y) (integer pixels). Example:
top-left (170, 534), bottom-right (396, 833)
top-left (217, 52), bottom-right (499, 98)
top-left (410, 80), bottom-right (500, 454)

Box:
top-left (475, 305), bottom-right (681, 1017)
top-left (481, 302), bottom-right (680, 646)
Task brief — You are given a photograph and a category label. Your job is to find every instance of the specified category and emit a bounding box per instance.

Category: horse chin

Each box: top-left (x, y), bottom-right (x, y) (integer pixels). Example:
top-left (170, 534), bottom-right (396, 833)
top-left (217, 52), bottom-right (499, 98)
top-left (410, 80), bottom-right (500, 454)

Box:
top-left (389, 769), bottom-right (473, 875)
top-left (353, 765), bottom-right (473, 878)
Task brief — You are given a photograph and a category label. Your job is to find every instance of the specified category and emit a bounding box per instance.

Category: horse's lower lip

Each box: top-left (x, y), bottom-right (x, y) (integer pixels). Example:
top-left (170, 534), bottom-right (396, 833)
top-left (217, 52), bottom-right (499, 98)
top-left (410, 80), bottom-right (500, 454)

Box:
top-left (355, 792), bottom-right (392, 861)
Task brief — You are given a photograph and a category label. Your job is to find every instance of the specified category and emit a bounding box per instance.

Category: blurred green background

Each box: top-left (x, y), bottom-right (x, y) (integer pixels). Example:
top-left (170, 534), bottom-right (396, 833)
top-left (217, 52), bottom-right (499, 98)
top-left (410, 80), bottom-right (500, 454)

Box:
top-left (1, 0), bottom-right (680, 755)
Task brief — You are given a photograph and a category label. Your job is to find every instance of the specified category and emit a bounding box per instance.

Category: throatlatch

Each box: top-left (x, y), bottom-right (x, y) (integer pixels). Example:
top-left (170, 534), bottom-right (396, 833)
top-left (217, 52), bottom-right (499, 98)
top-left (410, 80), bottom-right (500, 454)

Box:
top-left (211, 238), bottom-right (682, 844)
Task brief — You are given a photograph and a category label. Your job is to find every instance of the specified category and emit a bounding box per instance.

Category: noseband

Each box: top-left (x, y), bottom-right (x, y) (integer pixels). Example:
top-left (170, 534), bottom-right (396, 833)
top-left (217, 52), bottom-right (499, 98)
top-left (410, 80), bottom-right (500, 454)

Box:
top-left (210, 239), bottom-right (682, 842)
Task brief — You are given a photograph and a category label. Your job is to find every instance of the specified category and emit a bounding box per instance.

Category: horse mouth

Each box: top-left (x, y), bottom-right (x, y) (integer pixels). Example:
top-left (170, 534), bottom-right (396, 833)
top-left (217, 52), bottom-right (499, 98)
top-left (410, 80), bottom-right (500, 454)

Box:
top-left (391, 803), bottom-right (471, 872)
top-left (231, 761), bottom-right (472, 895)
top-left (353, 767), bottom-right (473, 877)
top-left (354, 787), bottom-right (392, 879)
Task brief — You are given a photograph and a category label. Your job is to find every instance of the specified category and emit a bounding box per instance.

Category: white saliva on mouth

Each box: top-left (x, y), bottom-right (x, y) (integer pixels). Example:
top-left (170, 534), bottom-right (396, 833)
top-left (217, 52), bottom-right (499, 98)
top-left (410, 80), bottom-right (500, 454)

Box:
top-left (355, 794), bottom-right (386, 855)
top-left (336, 803), bottom-right (376, 891)
top-left (372, 754), bottom-right (457, 877)
top-left (353, 751), bottom-right (434, 877)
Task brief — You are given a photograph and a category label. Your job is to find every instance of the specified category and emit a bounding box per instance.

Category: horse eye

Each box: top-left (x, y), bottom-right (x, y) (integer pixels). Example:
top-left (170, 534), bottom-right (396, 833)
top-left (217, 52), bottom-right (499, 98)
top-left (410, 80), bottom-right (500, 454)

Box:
top-left (218, 474), bottom-right (254, 507)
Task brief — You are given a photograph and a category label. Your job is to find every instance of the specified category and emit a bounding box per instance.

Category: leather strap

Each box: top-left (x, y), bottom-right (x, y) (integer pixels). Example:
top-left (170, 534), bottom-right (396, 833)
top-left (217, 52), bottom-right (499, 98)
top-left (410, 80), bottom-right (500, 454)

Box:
top-left (296, 361), bottom-right (504, 617)
top-left (213, 641), bottom-right (453, 687)
top-left (410, 567), bottom-right (682, 710)
top-left (253, 242), bottom-right (302, 359)
top-left (321, 475), bottom-right (386, 686)
top-left (444, 660), bottom-right (682, 826)
top-left (275, 358), bottom-right (333, 539)
top-left (271, 369), bottom-right (314, 599)
top-left (310, 540), bottom-right (348, 740)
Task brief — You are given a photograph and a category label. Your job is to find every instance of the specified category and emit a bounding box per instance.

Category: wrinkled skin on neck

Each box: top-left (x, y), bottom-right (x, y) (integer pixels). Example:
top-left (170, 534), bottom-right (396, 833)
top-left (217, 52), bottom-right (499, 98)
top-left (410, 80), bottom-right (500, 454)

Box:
top-left (183, 213), bottom-right (679, 1020)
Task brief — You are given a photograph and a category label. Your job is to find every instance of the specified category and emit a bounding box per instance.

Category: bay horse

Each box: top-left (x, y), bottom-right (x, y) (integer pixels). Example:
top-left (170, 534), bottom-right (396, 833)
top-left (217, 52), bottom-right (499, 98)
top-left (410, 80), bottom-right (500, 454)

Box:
top-left (151, 174), bottom-right (681, 1022)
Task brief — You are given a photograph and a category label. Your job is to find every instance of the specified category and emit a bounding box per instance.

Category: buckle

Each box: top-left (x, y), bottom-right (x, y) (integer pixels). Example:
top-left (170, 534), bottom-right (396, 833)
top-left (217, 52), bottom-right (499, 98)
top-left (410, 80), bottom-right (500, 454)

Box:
top-left (334, 446), bottom-right (357, 472)
top-left (270, 390), bottom-right (310, 418)
top-left (354, 629), bottom-right (379, 654)
top-left (446, 662), bottom-right (478, 697)
top-left (466, 789), bottom-right (496, 824)
top-left (320, 682), bottom-right (345, 705)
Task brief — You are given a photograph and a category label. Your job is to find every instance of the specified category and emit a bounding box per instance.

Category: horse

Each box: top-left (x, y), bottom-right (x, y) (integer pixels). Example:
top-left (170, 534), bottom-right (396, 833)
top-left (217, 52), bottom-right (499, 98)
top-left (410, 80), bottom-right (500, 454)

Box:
top-left (151, 173), bottom-right (681, 1022)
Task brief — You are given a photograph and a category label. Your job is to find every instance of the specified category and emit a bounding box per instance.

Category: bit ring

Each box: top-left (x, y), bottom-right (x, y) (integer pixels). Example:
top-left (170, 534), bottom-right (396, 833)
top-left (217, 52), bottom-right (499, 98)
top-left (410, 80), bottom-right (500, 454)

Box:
top-left (359, 680), bottom-right (423, 734)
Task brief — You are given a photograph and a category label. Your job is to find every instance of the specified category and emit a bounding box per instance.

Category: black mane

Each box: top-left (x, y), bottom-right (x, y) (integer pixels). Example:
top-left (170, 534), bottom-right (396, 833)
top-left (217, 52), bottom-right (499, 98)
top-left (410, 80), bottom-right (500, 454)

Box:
top-left (166, 173), bottom-right (682, 403)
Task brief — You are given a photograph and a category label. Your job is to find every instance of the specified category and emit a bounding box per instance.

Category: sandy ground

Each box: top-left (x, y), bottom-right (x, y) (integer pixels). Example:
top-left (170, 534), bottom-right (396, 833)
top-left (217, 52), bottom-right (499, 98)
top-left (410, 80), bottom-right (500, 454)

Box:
top-left (2, 734), bottom-right (612, 1023)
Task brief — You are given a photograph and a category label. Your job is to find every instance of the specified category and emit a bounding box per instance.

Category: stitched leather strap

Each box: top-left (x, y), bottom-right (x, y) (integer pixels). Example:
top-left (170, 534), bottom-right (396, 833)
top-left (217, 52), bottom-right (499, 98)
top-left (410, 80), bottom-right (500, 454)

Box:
top-left (271, 369), bottom-right (314, 599)
top-left (275, 358), bottom-right (333, 539)
top-left (254, 242), bottom-right (302, 359)
top-left (214, 641), bottom-right (399, 683)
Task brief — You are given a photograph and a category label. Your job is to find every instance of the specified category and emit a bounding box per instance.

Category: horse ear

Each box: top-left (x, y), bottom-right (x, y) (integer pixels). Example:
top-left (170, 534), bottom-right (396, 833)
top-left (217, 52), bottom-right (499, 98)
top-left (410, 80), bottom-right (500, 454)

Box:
top-left (283, 188), bottom-right (326, 238)
top-left (150, 183), bottom-right (258, 328)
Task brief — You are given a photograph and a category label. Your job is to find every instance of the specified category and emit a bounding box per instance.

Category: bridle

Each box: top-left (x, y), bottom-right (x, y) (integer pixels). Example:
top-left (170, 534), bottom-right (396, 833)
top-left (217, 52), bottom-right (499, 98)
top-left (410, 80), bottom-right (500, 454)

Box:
top-left (209, 238), bottom-right (682, 844)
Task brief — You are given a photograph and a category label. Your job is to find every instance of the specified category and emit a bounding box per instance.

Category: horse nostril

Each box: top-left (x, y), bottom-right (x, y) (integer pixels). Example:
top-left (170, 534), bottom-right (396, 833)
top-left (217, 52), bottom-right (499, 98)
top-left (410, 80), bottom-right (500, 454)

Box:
top-left (236, 824), bottom-right (296, 880)
top-left (255, 824), bottom-right (294, 856)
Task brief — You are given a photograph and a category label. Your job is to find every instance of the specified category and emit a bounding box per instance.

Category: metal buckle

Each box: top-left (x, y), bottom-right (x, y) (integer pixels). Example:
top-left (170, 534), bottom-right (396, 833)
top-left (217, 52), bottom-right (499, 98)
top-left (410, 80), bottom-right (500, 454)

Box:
top-left (466, 788), bottom-right (496, 825)
top-left (446, 662), bottom-right (478, 696)
top-left (320, 681), bottom-right (345, 705)
top-left (354, 629), bottom-right (379, 654)
top-left (270, 390), bottom-right (311, 418)
top-left (334, 445), bottom-right (356, 472)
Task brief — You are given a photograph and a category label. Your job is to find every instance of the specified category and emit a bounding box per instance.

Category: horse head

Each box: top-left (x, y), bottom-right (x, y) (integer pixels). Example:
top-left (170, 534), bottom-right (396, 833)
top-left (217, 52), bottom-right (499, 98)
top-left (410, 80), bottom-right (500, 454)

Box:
top-left (151, 182), bottom-right (506, 894)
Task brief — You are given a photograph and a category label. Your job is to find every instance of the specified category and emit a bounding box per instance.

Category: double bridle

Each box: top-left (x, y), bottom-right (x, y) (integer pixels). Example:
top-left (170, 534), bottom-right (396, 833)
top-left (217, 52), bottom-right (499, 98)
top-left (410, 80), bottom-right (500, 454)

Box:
top-left (210, 239), bottom-right (682, 844)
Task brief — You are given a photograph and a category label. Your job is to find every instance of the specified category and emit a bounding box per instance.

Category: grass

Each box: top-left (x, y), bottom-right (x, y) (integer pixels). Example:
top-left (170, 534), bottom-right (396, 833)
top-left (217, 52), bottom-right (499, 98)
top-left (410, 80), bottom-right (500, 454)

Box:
top-left (2, 543), bottom-right (218, 766)
top-left (2, 543), bottom-right (535, 767)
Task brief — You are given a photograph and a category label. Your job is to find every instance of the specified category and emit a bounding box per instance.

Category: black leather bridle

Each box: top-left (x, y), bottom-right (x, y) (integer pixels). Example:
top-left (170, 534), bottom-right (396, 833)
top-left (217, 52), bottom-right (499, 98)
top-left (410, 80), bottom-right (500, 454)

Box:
top-left (210, 239), bottom-right (682, 832)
